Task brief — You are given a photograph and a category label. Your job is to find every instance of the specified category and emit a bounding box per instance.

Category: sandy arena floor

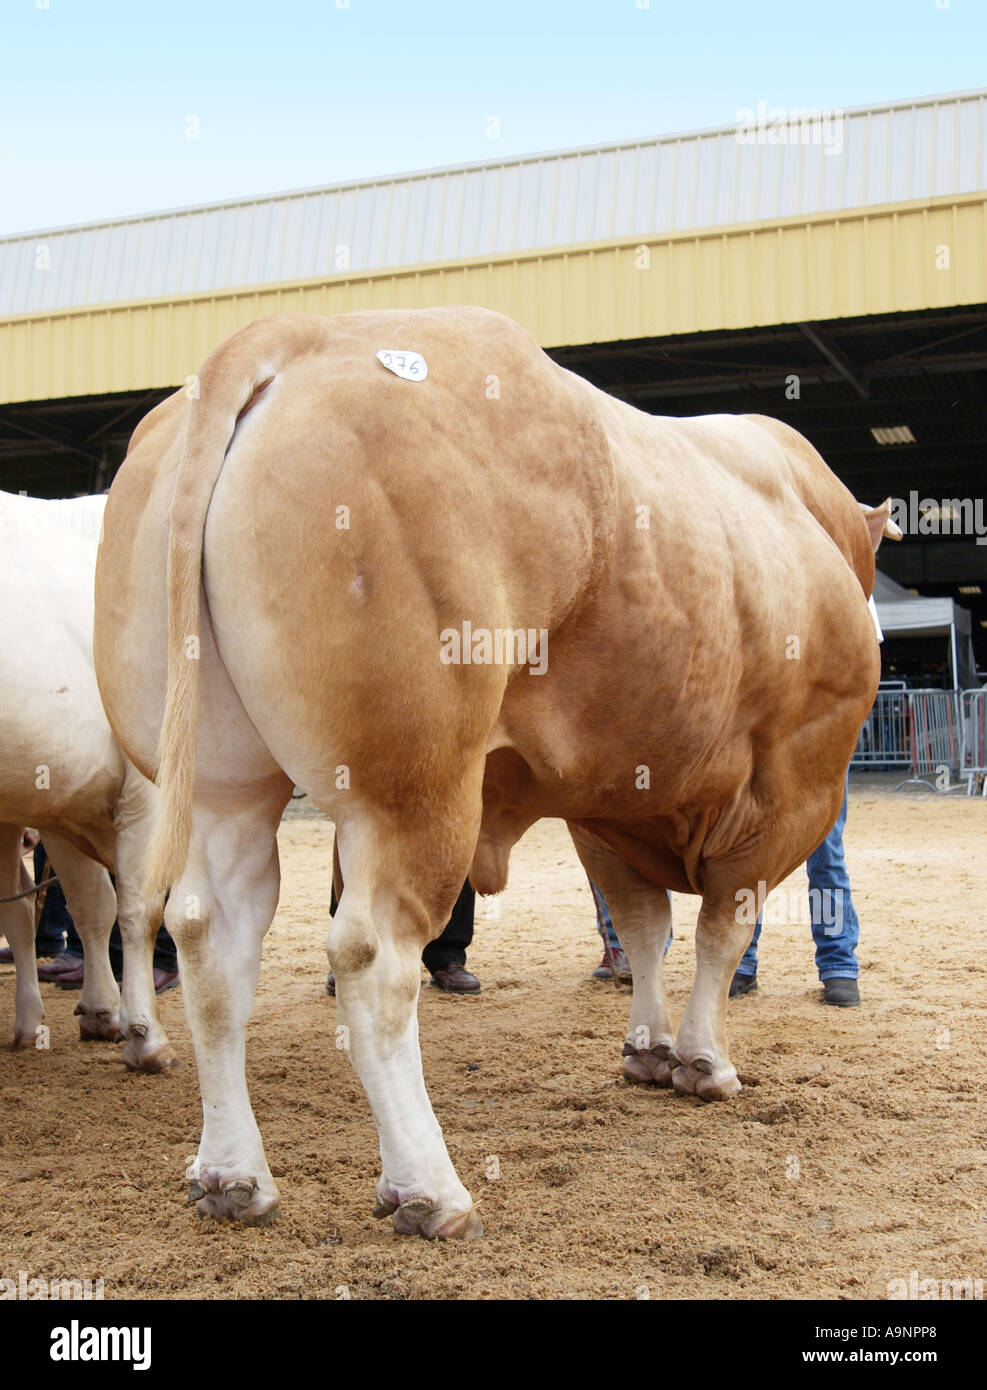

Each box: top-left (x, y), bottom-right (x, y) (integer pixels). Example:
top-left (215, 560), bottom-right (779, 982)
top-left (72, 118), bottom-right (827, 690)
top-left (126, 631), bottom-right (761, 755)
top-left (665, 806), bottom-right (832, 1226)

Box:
top-left (1, 781), bottom-right (985, 1300)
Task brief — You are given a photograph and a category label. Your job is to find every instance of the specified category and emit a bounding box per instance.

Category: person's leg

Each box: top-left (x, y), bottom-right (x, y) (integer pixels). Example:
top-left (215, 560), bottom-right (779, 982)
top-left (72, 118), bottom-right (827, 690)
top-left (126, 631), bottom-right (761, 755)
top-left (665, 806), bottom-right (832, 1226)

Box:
top-left (807, 775), bottom-right (860, 984)
top-left (33, 845), bottom-right (67, 957)
top-left (152, 925), bottom-right (179, 974)
top-left (421, 883), bottom-right (479, 991)
top-left (107, 923), bottom-right (124, 979)
top-left (421, 883), bottom-right (474, 971)
top-left (589, 878), bottom-right (631, 981)
top-left (63, 917), bottom-right (84, 956)
top-left (735, 916), bottom-right (761, 978)
top-left (590, 879), bottom-right (622, 953)
top-left (35, 874), bottom-right (86, 979)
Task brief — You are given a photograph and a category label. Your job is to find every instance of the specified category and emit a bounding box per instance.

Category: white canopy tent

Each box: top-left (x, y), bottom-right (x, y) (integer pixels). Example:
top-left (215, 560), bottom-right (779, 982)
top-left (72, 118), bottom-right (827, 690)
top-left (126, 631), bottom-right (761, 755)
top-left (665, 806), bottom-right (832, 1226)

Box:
top-left (873, 570), bottom-right (978, 690)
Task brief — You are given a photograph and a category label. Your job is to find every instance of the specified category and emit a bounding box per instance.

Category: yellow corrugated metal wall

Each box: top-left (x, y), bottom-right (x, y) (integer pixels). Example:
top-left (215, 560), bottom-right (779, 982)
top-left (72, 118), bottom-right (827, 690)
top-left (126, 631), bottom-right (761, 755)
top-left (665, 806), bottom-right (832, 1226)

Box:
top-left (1, 191), bottom-right (984, 404)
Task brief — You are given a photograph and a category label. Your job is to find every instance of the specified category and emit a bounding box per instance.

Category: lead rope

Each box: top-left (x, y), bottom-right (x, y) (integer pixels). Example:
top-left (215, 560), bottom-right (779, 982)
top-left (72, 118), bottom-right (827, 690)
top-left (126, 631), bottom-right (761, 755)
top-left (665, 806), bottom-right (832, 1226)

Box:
top-left (0, 868), bottom-right (59, 905)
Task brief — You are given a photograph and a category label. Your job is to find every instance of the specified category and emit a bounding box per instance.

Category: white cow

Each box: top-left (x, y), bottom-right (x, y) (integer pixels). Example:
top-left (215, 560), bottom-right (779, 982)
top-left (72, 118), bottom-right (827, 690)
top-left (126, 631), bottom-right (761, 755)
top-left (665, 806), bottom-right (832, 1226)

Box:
top-left (0, 491), bottom-right (175, 1070)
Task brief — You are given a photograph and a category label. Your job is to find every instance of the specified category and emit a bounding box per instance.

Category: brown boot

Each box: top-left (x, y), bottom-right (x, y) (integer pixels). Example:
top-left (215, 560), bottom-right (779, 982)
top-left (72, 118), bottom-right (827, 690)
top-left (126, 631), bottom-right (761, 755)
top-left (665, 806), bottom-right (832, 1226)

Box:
top-left (38, 952), bottom-right (85, 981)
top-left (429, 963), bottom-right (481, 994)
top-left (53, 960), bottom-right (86, 990)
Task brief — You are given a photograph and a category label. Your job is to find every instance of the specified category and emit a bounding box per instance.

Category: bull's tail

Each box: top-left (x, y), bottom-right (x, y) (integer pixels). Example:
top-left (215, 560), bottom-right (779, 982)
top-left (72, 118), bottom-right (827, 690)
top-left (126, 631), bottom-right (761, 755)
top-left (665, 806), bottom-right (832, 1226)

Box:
top-left (143, 314), bottom-right (327, 899)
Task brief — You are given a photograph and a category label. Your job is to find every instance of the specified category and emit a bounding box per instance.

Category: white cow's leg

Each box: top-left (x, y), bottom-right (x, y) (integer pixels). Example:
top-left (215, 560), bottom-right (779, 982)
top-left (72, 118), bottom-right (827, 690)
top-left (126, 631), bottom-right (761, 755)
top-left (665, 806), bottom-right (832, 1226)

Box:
top-left (671, 893), bottom-right (751, 1101)
top-left (167, 794), bottom-right (285, 1224)
top-left (329, 884), bottom-right (481, 1240)
top-left (1, 824), bottom-right (45, 1049)
top-left (43, 831), bottom-right (121, 1043)
top-left (113, 793), bottom-right (178, 1073)
top-left (569, 827), bottom-right (675, 1084)
top-left (327, 806), bottom-right (483, 1242)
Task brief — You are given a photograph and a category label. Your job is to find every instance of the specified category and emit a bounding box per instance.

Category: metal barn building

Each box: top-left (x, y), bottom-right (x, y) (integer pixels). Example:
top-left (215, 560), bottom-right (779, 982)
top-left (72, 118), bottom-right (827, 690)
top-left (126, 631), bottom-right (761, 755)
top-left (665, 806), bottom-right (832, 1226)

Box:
top-left (1, 88), bottom-right (985, 661)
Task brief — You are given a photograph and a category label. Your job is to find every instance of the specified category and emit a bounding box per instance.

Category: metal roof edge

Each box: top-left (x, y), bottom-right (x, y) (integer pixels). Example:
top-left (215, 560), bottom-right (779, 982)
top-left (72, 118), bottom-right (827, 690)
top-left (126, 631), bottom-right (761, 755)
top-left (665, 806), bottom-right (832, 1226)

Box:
top-left (3, 187), bottom-right (983, 329)
top-left (3, 86), bottom-right (985, 246)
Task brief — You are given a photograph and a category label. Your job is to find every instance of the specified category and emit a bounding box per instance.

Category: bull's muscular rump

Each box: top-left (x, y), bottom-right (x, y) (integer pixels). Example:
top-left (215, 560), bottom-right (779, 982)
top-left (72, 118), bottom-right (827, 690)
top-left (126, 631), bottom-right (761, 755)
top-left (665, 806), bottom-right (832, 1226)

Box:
top-left (94, 306), bottom-right (880, 1235)
top-left (476, 383), bottom-right (878, 902)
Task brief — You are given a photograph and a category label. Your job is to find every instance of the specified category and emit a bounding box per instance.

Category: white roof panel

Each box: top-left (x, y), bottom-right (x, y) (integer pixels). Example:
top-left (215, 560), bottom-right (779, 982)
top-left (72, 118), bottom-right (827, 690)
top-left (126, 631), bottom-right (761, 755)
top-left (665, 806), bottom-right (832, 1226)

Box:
top-left (2, 88), bottom-right (985, 317)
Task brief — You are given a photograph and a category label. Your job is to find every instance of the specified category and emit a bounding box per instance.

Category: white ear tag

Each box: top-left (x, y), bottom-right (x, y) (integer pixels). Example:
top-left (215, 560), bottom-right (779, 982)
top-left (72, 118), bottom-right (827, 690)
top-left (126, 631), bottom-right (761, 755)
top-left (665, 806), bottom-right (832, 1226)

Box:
top-left (376, 349), bottom-right (428, 382)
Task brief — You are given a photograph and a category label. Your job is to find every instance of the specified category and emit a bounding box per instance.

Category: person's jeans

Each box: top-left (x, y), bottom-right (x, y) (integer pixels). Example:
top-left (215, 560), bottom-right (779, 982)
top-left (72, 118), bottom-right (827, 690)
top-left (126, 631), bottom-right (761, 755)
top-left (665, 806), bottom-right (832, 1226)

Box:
top-left (737, 774), bottom-right (859, 981)
top-left (34, 845), bottom-right (70, 956)
top-left (591, 880), bottom-right (673, 955)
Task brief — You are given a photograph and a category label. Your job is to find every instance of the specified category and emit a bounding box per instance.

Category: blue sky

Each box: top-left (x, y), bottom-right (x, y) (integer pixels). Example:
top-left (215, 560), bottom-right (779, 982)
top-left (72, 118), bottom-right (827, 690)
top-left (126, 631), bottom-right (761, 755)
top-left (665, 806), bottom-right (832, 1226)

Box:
top-left (1, 0), bottom-right (984, 235)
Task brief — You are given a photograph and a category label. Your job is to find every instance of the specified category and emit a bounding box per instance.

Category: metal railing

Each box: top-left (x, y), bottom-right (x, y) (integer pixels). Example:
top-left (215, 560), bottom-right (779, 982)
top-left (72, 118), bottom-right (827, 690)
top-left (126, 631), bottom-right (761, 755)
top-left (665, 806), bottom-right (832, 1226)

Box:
top-left (852, 687), bottom-right (987, 794)
top-left (909, 690), bottom-right (961, 777)
top-left (960, 689), bottom-right (987, 796)
top-left (852, 690), bottom-right (912, 768)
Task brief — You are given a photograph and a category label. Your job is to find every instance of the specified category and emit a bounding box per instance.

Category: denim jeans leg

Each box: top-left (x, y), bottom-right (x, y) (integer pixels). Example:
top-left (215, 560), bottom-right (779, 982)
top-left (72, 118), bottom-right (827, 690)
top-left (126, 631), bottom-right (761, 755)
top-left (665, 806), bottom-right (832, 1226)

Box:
top-left (590, 880), bottom-right (622, 952)
top-left (737, 915), bottom-right (761, 976)
top-left (807, 779), bottom-right (860, 980)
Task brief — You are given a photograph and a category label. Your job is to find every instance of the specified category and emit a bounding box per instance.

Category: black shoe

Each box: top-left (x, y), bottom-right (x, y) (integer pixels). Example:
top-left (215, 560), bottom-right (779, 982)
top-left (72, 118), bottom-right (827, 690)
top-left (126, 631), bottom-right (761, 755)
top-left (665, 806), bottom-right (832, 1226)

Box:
top-left (729, 970), bottom-right (758, 997)
top-left (429, 964), bottom-right (481, 994)
top-left (823, 977), bottom-right (860, 1007)
top-left (328, 964), bottom-right (482, 995)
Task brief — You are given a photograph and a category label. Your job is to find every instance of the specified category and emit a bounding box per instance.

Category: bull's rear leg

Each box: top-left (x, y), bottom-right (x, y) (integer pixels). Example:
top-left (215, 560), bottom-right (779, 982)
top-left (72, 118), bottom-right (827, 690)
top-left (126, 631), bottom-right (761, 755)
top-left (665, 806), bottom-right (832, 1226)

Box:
top-left (568, 826), bottom-right (675, 1085)
top-left (113, 774), bottom-right (178, 1073)
top-left (671, 891), bottom-right (754, 1100)
top-left (1, 824), bottom-right (45, 1048)
top-left (165, 789), bottom-right (288, 1223)
top-left (43, 831), bottom-right (121, 1044)
top-left (330, 816), bottom-right (482, 1241)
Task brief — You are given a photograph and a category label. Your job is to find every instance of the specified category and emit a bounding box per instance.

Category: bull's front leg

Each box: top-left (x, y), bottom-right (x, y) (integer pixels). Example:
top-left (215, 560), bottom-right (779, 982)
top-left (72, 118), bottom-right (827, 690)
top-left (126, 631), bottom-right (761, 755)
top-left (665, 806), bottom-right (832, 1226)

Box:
top-left (671, 892), bottom-right (751, 1100)
top-left (329, 889), bottom-right (482, 1241)
top-left (568, 826), bottom-right (676, 1085)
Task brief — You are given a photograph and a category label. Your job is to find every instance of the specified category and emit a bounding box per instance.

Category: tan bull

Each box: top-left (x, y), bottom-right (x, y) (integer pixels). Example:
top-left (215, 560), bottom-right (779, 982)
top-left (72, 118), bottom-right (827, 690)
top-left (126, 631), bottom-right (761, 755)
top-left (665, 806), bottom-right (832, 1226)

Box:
top-left (93, 306), bottom-right (890, 1238)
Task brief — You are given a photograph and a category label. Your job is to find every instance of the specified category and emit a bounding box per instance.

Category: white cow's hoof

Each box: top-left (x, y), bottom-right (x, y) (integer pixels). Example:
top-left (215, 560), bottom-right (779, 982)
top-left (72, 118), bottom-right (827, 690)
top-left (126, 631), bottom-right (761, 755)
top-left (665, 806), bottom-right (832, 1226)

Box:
top-left (622, 1038), bottom-right (675, 1086)
top-left (12, 1031), bottom-right (44, 1051)
top-left (390, 1196), bottom-right (483, 1241)
top-left (189, 1172), bottom-right (280, 1224)
top-left (122, 1026), bottom-right (180, 1073)
top-left (671, 1059), bottom-right (742, 1101)
top-left (76, 1011), bottom-right (123, 1043)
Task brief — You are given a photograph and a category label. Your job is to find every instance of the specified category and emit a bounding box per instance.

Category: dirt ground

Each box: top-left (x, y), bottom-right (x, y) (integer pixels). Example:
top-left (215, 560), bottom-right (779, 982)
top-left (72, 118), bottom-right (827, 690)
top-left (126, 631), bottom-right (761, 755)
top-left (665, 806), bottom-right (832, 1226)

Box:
top-left (1, 779), bottom-right (985, 1301)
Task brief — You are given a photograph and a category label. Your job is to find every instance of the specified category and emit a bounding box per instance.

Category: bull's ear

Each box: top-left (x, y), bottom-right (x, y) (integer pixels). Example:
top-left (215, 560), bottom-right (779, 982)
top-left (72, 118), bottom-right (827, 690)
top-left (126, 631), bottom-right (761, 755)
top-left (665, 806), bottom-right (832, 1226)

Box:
top-left (859, 498), bottom-right (902, 551)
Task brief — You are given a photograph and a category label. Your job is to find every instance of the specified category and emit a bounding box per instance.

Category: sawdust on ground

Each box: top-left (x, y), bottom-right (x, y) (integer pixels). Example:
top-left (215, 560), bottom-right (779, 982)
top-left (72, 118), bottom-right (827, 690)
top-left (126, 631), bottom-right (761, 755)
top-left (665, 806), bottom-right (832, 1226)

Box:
top-left (1, 781), bottom-right (985, 1300)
